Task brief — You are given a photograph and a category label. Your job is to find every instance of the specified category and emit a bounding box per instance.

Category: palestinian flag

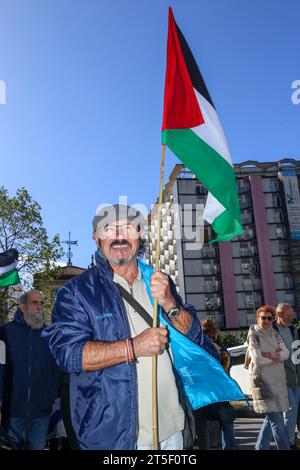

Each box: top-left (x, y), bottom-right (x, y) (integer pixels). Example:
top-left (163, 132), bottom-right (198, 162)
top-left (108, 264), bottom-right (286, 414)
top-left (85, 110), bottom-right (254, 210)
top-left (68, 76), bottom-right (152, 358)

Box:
top-left (0, 249), bottom-right (20, 287)
top-left (162, 7), bottom-right (242, 242)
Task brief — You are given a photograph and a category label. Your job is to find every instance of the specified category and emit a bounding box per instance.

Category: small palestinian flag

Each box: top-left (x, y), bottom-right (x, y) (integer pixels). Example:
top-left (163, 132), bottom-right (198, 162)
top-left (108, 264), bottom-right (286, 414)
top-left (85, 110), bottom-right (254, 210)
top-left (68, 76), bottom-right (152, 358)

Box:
top-left (162, 7), bottom-right (242, 242)
top-left (0, 249), bottom-right (20, 287)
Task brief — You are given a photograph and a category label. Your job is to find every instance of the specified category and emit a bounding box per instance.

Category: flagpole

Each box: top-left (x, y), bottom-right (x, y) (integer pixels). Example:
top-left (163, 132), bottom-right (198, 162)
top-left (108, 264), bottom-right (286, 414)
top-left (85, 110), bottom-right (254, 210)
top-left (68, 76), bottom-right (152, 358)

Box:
top-left (152, 143), bottom-right (166, 450)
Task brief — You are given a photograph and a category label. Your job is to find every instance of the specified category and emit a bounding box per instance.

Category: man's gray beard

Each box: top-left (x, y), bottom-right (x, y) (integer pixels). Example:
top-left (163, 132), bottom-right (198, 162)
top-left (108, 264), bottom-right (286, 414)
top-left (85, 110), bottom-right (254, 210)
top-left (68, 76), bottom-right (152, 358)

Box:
top-left (100, 240), bottom-right (139, 267)
top-left (23, 309), bottom-right (44, 330)
top-left (107, 251), bottom-right (138, 266)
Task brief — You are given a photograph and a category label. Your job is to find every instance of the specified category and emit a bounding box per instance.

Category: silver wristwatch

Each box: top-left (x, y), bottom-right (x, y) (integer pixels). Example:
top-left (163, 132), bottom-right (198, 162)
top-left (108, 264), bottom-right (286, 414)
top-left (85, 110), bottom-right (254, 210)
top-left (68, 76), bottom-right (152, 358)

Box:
top-left (167, 302), bottom-right (181, 320)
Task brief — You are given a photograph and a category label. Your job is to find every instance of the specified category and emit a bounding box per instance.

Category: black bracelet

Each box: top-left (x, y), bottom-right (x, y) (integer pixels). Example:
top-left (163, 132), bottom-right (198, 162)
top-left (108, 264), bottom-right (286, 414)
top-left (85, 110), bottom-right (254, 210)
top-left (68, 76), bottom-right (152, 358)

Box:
top-left (130, 338), bottom-right (138, 362)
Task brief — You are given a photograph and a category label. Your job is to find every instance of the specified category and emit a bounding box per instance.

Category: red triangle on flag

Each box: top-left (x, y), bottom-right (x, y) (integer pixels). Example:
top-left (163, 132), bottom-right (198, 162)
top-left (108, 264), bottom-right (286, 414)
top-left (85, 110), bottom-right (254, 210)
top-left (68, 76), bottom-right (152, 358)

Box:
top-left (162, 7), bottom-right (204, 131)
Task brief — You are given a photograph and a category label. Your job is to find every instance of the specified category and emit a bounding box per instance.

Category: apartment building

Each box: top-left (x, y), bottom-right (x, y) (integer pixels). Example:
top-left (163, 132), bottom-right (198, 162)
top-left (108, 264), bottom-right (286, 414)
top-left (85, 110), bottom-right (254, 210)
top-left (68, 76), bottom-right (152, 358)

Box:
top-left (147, 159), bottom-right (300, 329)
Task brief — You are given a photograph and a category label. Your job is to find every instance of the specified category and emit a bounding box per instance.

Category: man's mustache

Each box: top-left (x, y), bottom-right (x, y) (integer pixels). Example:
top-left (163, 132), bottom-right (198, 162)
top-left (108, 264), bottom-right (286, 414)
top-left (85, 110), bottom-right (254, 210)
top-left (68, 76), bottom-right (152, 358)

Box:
top-left (109, 239), bottom-right (131, 249)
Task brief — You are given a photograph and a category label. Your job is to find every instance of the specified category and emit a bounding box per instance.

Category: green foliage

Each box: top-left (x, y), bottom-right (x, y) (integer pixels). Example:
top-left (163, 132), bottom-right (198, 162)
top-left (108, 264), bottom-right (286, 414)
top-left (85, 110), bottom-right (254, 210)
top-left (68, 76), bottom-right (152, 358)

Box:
top-left (292, 319), bottom-right (300, 330)
top-left (219, 331), bottom-right (248, 348)
top-left (218, 332), bottom-right (240, 348)
top-left (0, 186), bottom-right (64, 323)
top-left (239, 331), bottom-right (248, 344)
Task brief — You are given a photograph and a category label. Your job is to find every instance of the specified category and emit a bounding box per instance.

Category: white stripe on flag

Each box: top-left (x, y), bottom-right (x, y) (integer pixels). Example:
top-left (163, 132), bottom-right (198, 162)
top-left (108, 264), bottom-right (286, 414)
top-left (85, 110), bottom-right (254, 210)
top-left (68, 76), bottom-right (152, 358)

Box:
top-left (203, 192), bottom-right (225, 224)
top-left (0, 261), bottom-right (17, 277)
top-left (191, 89), bottom-right (232, 166)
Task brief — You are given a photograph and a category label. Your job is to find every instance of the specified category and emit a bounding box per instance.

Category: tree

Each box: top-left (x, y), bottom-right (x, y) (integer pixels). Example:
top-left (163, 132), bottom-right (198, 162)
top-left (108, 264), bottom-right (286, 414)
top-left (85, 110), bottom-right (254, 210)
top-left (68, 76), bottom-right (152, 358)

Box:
top-left (0, 186), bottom-right (64, 323)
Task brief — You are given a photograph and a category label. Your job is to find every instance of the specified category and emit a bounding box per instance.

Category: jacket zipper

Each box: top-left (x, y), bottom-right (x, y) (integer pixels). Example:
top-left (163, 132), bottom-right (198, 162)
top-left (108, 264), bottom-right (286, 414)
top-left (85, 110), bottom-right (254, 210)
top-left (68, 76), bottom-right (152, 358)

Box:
top-left (97, 266), bottom-right (138, 450)
top-left (26, 327), bottom-right (32, 419)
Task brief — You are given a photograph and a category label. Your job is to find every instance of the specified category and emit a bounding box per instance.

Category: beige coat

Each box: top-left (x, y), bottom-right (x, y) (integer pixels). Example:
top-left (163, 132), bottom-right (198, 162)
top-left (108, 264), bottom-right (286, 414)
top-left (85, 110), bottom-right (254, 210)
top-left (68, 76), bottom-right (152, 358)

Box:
top-left (247, 324), bottom-right (289, 414)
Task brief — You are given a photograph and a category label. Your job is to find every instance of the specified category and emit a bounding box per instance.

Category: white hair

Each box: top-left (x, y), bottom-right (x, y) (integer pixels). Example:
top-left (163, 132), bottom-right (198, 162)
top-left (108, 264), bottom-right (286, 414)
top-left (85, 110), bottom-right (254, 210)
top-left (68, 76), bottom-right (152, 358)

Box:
top-left (276, 303), bottom-right (291, 316)
top-left (19, 289), bottom-right (43, 305)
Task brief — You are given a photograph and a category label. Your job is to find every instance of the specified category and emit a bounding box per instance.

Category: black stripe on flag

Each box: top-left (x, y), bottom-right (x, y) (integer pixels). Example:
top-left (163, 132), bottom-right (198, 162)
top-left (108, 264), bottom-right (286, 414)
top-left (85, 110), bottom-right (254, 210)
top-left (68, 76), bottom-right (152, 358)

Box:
top-left (175, 23), bottom-right (214, 108)
top-left (0, 249), bottom-right (19, 267)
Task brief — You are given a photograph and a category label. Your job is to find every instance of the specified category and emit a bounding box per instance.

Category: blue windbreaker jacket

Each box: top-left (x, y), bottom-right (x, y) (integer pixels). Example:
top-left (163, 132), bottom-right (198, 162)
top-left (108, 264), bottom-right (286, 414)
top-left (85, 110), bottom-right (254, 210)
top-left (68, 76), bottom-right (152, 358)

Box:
top-left (43, 253), bottom-right (244, 450)
top-left (0, 310), bottom-right (59, 422)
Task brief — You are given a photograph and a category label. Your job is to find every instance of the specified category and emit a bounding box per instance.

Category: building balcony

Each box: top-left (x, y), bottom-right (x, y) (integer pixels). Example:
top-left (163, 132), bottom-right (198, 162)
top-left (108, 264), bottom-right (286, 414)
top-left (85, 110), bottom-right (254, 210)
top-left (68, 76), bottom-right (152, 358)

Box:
top-left (238, 185), bottom-right (250, 194)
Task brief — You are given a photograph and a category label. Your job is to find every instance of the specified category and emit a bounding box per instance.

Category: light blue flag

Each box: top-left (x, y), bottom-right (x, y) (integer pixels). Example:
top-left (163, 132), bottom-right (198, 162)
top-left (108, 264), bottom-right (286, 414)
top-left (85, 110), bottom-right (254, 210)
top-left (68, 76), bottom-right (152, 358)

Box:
top-left (138, 260), bottom-right (246, 410)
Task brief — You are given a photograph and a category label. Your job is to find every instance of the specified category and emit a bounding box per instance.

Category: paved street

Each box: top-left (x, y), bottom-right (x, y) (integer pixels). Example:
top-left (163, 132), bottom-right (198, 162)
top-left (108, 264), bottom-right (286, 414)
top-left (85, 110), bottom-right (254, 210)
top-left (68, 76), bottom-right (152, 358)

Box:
top-left (194, 416), bottom-right (278, 450)
top-left (234, 417), bottom-right (275, 450)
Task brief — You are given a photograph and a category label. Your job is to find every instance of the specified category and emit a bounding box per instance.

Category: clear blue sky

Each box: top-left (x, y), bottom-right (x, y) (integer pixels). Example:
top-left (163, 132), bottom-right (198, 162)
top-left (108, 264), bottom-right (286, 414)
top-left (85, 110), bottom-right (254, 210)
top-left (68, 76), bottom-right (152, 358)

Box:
top-left (1, 0), bottom-right (299, 268)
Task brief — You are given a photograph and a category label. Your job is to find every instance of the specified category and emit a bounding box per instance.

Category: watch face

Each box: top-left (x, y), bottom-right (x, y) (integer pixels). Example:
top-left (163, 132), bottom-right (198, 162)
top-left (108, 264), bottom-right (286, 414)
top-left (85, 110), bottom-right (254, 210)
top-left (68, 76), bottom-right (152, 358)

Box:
top-left (168, 307), bottom-right (180, 319)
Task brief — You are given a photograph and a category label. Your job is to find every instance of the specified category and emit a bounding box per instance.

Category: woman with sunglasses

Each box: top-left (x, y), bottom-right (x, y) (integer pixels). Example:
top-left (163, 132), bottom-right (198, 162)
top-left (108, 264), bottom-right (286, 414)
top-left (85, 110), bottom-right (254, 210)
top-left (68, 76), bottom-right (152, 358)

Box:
top-left (247, 305), bottom-right (290, 450)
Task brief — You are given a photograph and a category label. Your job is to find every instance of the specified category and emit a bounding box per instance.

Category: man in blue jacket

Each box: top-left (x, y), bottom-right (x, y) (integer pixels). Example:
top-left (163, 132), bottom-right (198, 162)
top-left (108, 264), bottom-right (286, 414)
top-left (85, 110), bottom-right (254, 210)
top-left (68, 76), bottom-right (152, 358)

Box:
top-left (43, 204), bottom-right (208, 450)
top-left (0, 290), bottom-right (59, 450)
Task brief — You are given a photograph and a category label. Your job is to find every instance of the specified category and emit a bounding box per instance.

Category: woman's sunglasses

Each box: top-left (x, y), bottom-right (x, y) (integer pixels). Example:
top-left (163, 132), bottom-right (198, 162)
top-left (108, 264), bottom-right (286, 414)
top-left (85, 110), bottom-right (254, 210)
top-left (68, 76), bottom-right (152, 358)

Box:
top-left (259, 315), bottom-right (273, 321)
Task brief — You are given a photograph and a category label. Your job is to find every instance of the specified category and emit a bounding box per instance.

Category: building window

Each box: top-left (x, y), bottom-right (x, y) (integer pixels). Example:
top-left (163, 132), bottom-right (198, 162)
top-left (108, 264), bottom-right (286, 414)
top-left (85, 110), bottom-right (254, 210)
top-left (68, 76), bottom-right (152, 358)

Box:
top-left (240, 196), bottom-right (252, 209)
top-left (241, 262), bottom-right (260, 274)
top-left (240, 228), bottom-right (256, 241)
top-left (205, 296), bottom-right (221, 311)
top-left (202, 262), bottom-right (213, 275)
top-left (241, 213), bottom-right (253, 224)
top-left (284, 293), bottom-right (296, 307)
top-left (272, 195), bottom-right (282, 207)
top-left (276, 227), bottom-right (286, 239)
top-left (241, 262), bottom-right (252, 274)
top-left (243, 278), bottom-right (252, 290)
top-left (204, 279), bottom-right (213, 292)
top-left (202, 247), bottom-right (216, 258)
top-left (204, 279), bottom-right (219, 292)
top-left (195, 185), bottom-right (206, 195)
top-left (245, 294), bottom-right (254, 308)
top-left (270, 180), bottom-right (280, 192)
top-left (240, 245), bottom-right (249, 257)
top-left (245, 293), bottom-right (262, 308)
top-left (284, 276), bottom-right (294, 289)
top-left (246, 313), bottom-right (256, 325)
top-left (278, 241), bottom-right (289, 255)
top-left (238, 181), bottom-right (250, 193)
top-left (250, 244), bottom-right (258, 255)
top-left (247, 229), bottom-right (255, 239)
top-left (273, 210), bottom-right (284, 223)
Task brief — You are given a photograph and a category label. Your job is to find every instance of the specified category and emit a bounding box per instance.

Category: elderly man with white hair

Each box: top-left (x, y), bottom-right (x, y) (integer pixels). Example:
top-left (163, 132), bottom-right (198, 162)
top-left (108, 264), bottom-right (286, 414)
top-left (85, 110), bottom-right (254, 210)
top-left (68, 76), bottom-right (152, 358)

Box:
top-left (273, 303), bottom-right (300, 448)
top-left (0, 290), bottom-right (59, 450)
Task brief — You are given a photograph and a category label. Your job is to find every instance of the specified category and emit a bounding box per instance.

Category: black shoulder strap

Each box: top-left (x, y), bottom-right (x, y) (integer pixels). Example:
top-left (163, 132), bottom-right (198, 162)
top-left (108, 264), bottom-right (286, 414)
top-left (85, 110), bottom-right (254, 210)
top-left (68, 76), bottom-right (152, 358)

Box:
top-left (115, 283), bottom-right (154, 328)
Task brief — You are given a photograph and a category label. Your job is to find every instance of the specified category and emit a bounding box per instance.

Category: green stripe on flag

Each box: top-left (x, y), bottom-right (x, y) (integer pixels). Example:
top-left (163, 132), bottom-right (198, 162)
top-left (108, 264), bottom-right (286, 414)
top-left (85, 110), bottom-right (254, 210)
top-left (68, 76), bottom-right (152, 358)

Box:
top-left (211, 209), bottom-right (243, 243)
top-left (162, 128), bottom-right (242, 238)
top-left (0, 268), bottom-right (20, 287)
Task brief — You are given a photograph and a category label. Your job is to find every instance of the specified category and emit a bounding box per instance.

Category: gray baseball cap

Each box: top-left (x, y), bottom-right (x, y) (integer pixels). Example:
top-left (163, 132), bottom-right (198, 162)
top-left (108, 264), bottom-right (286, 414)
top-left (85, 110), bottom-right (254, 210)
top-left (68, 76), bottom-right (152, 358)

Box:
top-left (92, 204), bottom-right (146, 232)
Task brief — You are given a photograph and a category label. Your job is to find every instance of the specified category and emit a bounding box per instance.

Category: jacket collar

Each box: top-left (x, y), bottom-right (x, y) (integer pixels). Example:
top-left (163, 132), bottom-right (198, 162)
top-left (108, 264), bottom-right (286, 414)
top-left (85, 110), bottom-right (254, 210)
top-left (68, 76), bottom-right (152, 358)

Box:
top-left (95, 250), bottom-right (114, 279)
top-left (13, 308), bottom-right (26, 325)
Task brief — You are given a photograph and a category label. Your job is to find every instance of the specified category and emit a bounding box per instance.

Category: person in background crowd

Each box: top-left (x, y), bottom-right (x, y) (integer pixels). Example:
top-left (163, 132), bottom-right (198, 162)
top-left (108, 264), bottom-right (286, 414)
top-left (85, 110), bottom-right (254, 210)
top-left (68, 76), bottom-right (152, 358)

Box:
top-left (273, 303), bottom-right (300, 448)
top-left (46, 396), bottom-right (69, 450)
top-left (247, 305), bottom-right (290, 450)
top-left (58, 371), bottom-right (80, 449)
top-left (0, 290), bottom-right (59, 450)
top-left (200, 319), bottom-right (235, 450)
